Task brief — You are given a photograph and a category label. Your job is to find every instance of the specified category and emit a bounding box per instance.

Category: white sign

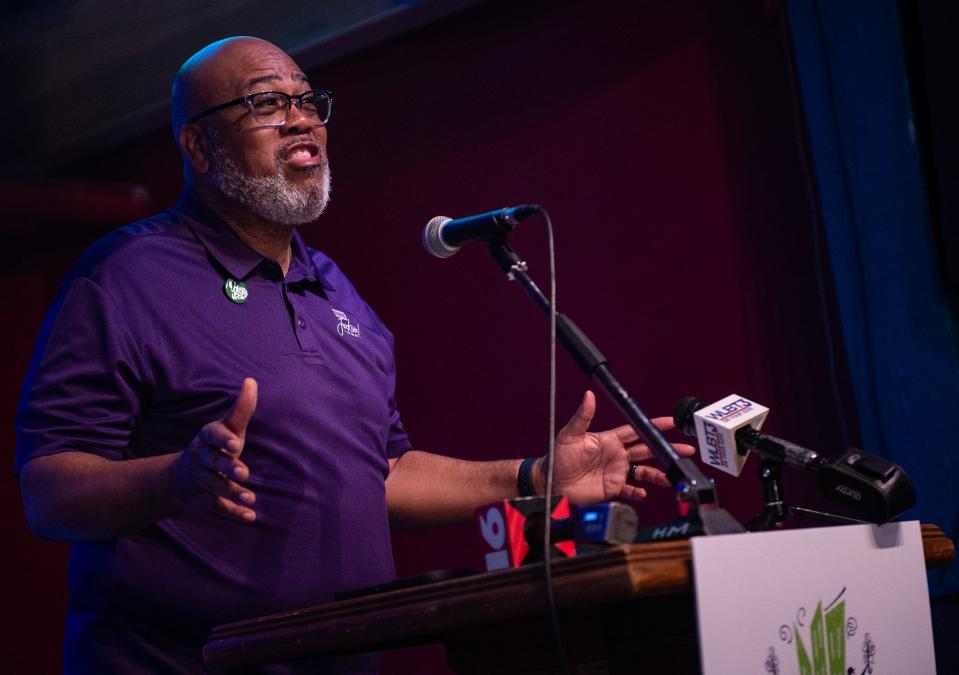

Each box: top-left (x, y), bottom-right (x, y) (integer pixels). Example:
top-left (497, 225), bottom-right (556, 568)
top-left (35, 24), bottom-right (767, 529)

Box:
top-left (692, 521), bottom-right (935, 674)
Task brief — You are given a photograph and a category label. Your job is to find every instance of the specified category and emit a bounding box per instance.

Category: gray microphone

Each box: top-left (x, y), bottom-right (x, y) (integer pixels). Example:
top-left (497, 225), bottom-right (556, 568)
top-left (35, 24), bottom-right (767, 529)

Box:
top-left (422, 205), bottom-right (540, 258)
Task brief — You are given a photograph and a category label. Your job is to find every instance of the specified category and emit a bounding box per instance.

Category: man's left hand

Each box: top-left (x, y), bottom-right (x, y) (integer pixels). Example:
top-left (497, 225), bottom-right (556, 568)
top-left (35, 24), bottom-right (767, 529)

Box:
top-left (545, 390), bottom-right (696, 504)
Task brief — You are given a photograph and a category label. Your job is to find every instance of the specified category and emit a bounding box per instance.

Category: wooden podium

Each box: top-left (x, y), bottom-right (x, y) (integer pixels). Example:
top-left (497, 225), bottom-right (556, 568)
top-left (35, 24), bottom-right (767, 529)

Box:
top-left (203, 524), bottom-right (954, 674)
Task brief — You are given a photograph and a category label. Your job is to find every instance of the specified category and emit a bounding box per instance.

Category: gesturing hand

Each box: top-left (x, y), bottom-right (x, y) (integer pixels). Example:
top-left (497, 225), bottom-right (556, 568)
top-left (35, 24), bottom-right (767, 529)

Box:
top-left (172, 377), bottom-right (258, 522)
top-left (549, 390), bottom-right (696, 504)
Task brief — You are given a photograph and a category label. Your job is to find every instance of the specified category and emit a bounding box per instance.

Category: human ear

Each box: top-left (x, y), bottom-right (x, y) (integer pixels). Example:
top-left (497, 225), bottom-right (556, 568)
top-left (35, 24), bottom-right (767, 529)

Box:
top-left (179, 123), bottom-right (210, 174)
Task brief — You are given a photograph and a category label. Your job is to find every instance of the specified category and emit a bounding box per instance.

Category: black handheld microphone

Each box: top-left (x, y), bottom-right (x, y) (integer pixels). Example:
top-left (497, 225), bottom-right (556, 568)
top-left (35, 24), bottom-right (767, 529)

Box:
top-left (422, 205), bottom-right (540, 258)
top-left (673, 395), bottom-right (916, 523)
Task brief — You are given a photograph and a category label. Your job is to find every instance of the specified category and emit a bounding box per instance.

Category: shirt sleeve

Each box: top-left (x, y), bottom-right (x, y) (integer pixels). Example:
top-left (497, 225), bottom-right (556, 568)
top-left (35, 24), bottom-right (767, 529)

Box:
top-left (385, 392), bottom-right (410, 458)
top-left (15, 276), bottom-right (146, 475)
top-left (361, 304), bottom-right (410, 459)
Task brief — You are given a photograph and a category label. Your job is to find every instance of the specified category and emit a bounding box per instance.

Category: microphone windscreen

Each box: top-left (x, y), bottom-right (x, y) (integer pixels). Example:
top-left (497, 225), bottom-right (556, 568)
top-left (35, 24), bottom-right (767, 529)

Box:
top-left (672, 396), bottom-right (704, 437)
top-left (422, 216), bottom-right (457, 258)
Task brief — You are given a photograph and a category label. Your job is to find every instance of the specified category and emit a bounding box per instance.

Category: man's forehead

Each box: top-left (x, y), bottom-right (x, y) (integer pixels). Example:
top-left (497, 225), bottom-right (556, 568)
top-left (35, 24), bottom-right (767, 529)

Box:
top-left (220, 49), bottom-right (309, 95)
top-left (235, 69), bottom-right (310, 94)
top-left (190, 40), bottom-right (306, 97)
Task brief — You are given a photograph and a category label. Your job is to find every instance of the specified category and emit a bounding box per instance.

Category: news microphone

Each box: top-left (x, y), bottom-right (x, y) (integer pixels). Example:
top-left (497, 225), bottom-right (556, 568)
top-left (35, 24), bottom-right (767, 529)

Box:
top-left (570, 502), bottom-right (638, 545)
top-left (474, 498), bottom-right (639, 572)
top-left (475, 495), bottom-right (575, 572)
top-left (422, 204), bottom-right (540, 258)
top-left (673, 394), bottom-right (770, 477)
top-left (531, 502), bottom-right (638, 548)
top-left (673, 395), bottom-right (916, 522)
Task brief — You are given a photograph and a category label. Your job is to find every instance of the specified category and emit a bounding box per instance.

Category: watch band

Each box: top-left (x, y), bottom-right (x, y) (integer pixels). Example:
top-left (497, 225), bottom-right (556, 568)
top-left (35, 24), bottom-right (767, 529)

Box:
top-left (517, 457), bottom-right (539, 497)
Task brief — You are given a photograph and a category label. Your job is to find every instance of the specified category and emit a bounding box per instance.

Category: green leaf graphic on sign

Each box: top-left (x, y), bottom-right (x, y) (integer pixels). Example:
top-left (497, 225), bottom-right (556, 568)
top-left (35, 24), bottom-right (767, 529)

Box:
top-left (795, 625), bottom-right (812, 675)
top-left (811, 602), bottom-right (826, 675)
top-left (825, 600), bottom-right (845, 675)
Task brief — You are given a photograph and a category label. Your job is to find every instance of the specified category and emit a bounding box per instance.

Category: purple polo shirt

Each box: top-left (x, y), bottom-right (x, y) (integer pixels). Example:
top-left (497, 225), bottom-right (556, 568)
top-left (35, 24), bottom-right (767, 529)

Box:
top-left (16, 189), bottom-right (410, 673)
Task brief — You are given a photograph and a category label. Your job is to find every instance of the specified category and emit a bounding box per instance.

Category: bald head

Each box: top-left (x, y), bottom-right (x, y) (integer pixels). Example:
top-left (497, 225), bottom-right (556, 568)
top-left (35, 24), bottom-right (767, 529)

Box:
top-left (171, 36), bottom-right (306, 137)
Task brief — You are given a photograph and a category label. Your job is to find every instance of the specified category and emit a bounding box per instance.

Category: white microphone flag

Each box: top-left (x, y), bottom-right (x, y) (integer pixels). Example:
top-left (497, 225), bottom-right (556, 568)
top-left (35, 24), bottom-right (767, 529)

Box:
top-left (693, 394), bottom-right (769, 476)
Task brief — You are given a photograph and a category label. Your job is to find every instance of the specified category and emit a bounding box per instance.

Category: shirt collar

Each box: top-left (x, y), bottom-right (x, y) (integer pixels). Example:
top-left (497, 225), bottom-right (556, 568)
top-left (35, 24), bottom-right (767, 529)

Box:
top-left (175, 188), bottom-right (333, 292)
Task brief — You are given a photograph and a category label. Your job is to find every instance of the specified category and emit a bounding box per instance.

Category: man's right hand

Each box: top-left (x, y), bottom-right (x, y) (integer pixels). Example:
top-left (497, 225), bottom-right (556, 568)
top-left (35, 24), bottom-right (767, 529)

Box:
top-left (172, 377), bottom-right (258, 522)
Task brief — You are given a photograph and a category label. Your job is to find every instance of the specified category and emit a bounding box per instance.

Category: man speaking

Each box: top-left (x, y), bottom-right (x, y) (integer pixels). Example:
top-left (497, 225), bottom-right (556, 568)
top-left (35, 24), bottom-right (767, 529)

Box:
top-left (16, 37), bottom-right (689, 673)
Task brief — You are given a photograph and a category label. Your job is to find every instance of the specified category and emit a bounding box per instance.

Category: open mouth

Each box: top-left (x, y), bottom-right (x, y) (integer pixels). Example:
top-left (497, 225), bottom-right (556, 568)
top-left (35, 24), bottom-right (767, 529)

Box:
top-left (282, 141), bottom-right (322, 168)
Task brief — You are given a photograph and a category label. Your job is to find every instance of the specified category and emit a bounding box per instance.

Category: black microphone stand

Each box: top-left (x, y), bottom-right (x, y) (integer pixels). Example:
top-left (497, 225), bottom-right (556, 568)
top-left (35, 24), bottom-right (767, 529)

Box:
top-left (745, 459), bottom-right (870, 531)
top-left (488, 239), bottom-right (743, 535)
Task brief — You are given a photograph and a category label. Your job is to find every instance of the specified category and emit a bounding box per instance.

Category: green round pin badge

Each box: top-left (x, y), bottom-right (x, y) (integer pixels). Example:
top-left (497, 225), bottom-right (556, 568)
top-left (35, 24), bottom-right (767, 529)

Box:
top-left (224, 278), bottom-right (249, 304)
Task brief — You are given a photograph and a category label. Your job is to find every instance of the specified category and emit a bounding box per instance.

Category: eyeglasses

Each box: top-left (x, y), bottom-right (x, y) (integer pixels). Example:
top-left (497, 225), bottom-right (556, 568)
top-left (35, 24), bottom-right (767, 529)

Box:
top-left (189, 89), bottom-right (333, 126)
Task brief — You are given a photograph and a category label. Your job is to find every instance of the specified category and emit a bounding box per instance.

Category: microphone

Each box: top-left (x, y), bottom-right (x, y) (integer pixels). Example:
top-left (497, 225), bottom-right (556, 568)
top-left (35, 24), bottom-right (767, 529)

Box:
top-left (422, 204), bottom-right (540, 258)
top-left (474, 498), bottom-right (639, 572)
top-left (673, 394), bottom-right (770, 477)
top-left (569, 502), bottom-right (638, 545)
top-left (673, 395), bottom-right (916, 522)
top-left (475, 495), bottom-right (575, 572)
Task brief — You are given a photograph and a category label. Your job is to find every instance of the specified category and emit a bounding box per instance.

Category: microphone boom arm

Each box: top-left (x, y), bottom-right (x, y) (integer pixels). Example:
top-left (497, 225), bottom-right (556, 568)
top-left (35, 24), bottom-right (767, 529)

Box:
top-left (488, 240), bottom-right (743, 534)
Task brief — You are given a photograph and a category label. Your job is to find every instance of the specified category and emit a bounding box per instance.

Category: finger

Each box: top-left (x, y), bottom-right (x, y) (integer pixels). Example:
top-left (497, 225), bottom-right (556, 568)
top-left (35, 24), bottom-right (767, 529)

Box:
top-left (614, 416), bottom-right (679, 444)
top-left (223, 377), bottom-right (258, 438)
top-left (195, 468), bottom-right (256, 503)
top-left (199, 421), bottom-right (243, 456)
top-left (627, 463), bottom-right (672, 487)
top-left (627, 442), bottom-right (697, 462)
top-left (626, 443), bottom-right (655, 462)
top-left (613, 424), bottom-right (641, 445)
top-left (619, 485), bottom-right (648, 502)
top-left (559, 390), bottom-right (596, 438)
top-left (198, 438), bottom-right (250, 480)
top-left (224, 476), bottom-right (256, 505)
top-left (216, 495), bottom-right (256, 522)
top-left (651, 416), bottom-right (676, 432)
top-left (204, 444), bottom-right (249, 481)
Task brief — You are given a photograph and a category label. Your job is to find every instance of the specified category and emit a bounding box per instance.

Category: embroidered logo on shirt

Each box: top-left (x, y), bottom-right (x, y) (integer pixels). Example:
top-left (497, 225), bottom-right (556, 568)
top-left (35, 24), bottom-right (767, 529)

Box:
top-left (331, 309), bottom-right (360, 338)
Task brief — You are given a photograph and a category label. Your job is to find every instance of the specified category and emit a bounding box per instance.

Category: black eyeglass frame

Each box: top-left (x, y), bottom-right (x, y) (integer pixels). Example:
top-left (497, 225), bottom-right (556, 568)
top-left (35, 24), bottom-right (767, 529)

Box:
top-left (189, 89), bottom-right (333, 125)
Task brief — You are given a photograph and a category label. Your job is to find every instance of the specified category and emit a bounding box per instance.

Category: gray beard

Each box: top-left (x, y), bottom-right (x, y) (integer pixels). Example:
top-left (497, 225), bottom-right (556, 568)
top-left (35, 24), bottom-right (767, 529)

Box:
top-left (208, 133), bottom-right (331, 226)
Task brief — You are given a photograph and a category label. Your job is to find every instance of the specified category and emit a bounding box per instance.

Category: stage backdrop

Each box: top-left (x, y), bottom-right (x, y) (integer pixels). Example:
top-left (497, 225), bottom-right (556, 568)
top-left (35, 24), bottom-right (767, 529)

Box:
top-left (2, 1), bottom-right (863, 672)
